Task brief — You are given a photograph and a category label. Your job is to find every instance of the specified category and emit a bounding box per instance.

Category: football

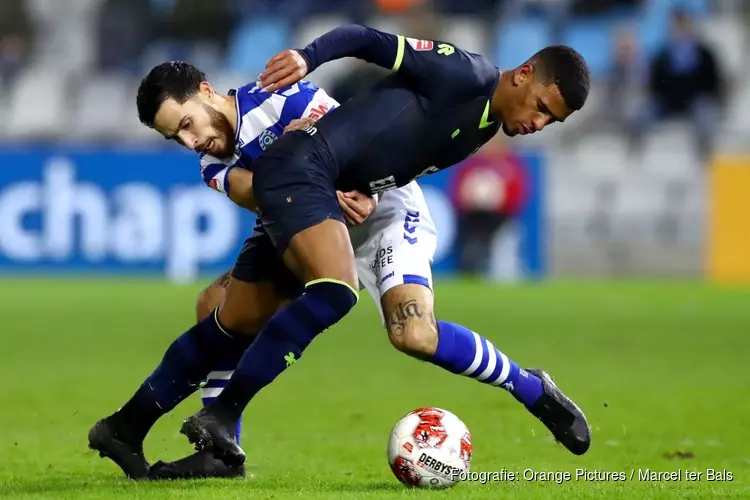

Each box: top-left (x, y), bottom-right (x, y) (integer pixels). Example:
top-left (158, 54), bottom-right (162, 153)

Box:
top-left (387, 407), bottom-right (472, 488)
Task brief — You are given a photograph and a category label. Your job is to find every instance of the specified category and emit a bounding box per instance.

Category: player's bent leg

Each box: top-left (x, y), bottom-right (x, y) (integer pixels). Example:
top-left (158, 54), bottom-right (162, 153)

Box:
top-left (379, 284), bottom-right (589, 454)
top-left (182, 139), bottom-right (360, 467)
top-left (217, 277), bottom-right (291, 335)
top-left (184, 219), bottom-right (359, 467)
top-left (425, 318), bottom-right (590, 454)
top-left (382, 284), bottom-right (438, 360)
top-left (91, 240), bottom-right (293, 478)
top-left (88, 301), bottom-right (254, 479)
top-left (148, 275), bottom-right (288, 481)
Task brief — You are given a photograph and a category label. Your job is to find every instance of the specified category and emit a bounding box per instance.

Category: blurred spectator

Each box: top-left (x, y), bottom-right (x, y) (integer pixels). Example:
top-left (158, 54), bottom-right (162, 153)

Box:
top-left (166, 0), bottom-right (234, 49)
top-left (607, 26), bottom-right (646, 131)
top-left (449, 138), bottom-right (528, 276)
top-left (631, 8), bottom-right (725, 160)
top-left (573, 0), bottom-right (643, 16)
top-left (501, 0), bottom-right (573, 43)
top-left (434, 0), bottom-right (498, 17)
top-left (97, 0), bottom-right (152, 73)
top-left (0, 0), bottom-right (33, 86)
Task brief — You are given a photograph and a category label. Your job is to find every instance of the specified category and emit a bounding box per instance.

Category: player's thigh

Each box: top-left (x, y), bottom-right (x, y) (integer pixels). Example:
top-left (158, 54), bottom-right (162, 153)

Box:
top-left (253, 137), bottom-right (357, 288)
top-left (196, 270), bottom-right (232, 322)
top-left (219, 229), bottom-right (302, 333)
top-left (285, 219), bottom-right (357, 287)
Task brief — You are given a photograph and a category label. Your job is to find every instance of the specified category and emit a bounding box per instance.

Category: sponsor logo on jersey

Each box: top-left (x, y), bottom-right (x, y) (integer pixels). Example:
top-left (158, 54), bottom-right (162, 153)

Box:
top-left (369, 175), bottom-right (397, 194)
top-left (370, 246), bottom-right (394, 270)
top-left (307, 103), bottom-right (330, 121)
top-left (437, 43), bottom-right (455, 56)
top-left (406, 38), bottom-right (434, 51)
top-left (378, 271), bottom-right (395, 286)
top-left (259, 129), bottom-right (278, 151)
top-left (403, 211), bottom-right (419, 245)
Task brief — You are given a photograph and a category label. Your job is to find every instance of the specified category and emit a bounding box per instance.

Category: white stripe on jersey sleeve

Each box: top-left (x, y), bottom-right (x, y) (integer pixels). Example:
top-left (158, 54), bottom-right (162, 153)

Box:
top-left (239, 93), bottom-right (287, 146)
top-left (200, 153), bottom-right (238, 194)
top-left (302, 88), bottom-right (340, 120)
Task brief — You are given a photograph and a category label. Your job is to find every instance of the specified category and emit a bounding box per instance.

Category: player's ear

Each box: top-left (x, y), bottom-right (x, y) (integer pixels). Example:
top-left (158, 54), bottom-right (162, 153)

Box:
top-left (513, 63), bottom-right (534, 86)
top-left (198, 81), bottom-right (215, 99)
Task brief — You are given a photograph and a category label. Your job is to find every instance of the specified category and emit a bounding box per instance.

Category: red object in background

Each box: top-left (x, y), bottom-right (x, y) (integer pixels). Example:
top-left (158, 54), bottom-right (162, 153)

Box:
top-left (375, 0), bottom-right (426, 14)
top-left (449, 148), bottom-right (528, 215)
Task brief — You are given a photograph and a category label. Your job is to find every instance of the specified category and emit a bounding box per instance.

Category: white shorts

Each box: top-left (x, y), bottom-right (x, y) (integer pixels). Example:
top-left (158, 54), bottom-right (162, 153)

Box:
top-left (349, 181), bottom-right (437, 324)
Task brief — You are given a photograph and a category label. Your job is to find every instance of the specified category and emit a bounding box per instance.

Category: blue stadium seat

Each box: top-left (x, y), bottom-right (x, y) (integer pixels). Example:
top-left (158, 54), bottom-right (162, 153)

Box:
top-left (562, 20), bottom-right (613, 78)
top-left (493, 18), bottom-right (551, 69)
top-left (226, 18), bottom-right (290, 74)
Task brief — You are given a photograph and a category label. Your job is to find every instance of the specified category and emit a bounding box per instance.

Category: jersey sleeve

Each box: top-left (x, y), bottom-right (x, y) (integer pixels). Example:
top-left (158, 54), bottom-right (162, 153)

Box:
top-left (200, 154), bottom-right (233, 195)
top-left (297, 24), bottom-right (499, 103)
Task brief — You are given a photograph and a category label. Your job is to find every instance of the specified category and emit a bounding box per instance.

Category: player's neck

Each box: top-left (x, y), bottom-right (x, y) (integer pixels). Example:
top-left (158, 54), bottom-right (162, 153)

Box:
top-left (489, 71), bottom-right (511, 123)
top-left (222, 94), bottom-right (239, 135)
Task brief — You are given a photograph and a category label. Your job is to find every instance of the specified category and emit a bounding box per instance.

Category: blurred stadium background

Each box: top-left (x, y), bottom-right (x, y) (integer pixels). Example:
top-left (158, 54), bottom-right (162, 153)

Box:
top-left (1, 0), bottom-right (749, 281)
top-left (2, 1), bottom-right (750, 498)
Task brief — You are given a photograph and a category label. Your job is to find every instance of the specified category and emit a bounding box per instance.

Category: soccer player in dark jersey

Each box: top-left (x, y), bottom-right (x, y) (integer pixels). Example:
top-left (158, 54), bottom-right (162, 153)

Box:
top-left (95, 24), bottom-right (590, 472)
top-left (172, 25), bottom-right (590, 467)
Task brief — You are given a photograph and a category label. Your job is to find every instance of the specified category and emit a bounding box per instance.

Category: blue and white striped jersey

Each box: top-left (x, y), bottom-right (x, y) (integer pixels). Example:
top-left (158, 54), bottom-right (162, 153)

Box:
top-left (200, 80), bottom-right (338, 194)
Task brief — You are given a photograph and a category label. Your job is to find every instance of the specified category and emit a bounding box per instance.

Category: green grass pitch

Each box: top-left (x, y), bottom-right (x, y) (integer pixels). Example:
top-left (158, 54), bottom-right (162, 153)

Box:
top-left (0, 278), bottom-right (749, 499)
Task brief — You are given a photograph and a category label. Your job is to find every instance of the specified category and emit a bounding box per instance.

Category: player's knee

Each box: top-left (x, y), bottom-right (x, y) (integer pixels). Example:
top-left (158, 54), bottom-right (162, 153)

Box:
top-left (387, 314), bottom-right (438, 359)
top-left (216, 305), bottom-right (268, 336)
top-left (195, 288), bottom-right (215, 323)
top-left (304, 280), bottom-right (358, 322)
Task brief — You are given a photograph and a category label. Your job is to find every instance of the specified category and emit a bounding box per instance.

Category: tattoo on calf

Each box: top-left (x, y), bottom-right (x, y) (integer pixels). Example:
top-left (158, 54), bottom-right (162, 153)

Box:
top-left (386, 299), bottom-right (424, 337)
top-left (213, 270), bottom-right (232, 289)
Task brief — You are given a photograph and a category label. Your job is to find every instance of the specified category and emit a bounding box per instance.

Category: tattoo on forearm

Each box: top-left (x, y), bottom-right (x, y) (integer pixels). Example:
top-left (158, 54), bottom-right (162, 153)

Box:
top-left (386, 299), bottom-right (424, 336)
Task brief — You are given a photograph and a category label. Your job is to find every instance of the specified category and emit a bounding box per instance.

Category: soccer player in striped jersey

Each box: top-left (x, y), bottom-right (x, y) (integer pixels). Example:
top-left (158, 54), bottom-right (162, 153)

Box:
top-left (89, 65), bottom-right (438, 479)
top-left (89, 25), bottom-right (592, 479)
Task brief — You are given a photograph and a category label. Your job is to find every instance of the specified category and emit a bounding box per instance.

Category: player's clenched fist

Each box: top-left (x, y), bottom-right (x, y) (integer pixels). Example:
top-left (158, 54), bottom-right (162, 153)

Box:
top-left (260, 50), bottom-right (309, 92)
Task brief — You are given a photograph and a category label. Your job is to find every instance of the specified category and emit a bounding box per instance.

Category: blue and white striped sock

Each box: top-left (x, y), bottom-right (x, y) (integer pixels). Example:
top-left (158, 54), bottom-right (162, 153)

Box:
top-left (201, 370), bottom-right (242, 445)
top-left (431, 321), bottom-right (544, 408)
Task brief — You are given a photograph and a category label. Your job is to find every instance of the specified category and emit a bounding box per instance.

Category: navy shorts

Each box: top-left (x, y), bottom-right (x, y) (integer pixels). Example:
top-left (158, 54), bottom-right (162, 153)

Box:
top-left (252, 130), bottom-right (344, 255)
top-left (230, 223), bottom-right (304, 299)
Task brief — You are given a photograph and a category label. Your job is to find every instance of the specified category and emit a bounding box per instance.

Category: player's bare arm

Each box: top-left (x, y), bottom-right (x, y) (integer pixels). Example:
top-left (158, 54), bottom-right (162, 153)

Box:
top-left (226, 168), bottom-right (257, 211)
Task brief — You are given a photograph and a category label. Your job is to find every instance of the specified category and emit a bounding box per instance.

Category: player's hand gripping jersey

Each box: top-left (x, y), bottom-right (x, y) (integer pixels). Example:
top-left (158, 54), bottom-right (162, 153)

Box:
top-left (199, 80), bottom-right (336, 194)
top-left (294, 25), bottom-right (502, 194)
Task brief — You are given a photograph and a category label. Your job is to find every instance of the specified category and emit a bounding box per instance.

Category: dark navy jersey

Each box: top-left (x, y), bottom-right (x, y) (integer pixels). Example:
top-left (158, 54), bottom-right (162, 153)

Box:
top-left (297, 25), bottom-right (502, 194)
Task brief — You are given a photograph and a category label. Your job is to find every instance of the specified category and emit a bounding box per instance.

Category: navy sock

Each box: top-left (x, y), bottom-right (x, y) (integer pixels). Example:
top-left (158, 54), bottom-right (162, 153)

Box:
top-left (431, 321), bottom-right (544, 408)
top-left (113, 310), bottom-right (252, 444)
top-left (213, 280), bottom-right (358, 420)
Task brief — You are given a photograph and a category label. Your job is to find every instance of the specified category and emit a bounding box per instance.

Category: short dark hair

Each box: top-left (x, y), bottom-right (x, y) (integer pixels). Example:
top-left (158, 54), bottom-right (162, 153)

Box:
top-left (529, 45), bottom-right (590, 111)
top-left (136, 62), bottom-right (206, 127)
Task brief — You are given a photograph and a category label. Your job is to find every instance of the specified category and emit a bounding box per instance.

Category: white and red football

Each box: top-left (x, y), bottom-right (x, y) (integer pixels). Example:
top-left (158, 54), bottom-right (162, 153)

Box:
top-left (387, 407), bottom-right (472, 488)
